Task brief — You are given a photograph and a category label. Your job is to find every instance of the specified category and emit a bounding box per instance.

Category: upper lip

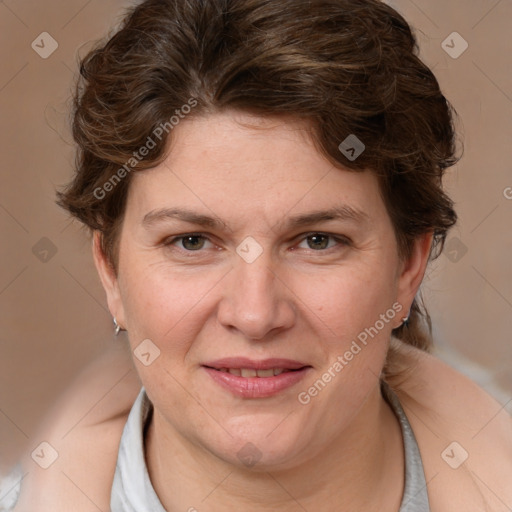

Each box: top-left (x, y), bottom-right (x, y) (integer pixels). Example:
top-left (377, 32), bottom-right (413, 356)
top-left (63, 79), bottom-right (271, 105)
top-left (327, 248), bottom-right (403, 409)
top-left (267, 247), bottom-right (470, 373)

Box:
top-left (203, 357), bottom-right (310, 370)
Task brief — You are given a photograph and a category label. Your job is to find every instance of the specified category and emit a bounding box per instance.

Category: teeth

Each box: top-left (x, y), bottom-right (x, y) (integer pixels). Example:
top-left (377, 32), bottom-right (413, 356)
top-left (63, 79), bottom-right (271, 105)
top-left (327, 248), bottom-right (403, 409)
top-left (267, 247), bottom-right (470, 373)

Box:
top-left (221, 368), bottom-right (291, 377)
top-left (256, 369), bottom-right (274, 378)
top-left (240, 368), bottom-right (257, 378)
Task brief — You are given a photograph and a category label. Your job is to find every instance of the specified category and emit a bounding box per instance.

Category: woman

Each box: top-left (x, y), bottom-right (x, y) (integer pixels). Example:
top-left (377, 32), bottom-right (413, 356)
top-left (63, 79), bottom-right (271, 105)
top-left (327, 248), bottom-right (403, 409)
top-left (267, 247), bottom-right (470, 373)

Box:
top-left (8, 0), bottom-right (512, 510)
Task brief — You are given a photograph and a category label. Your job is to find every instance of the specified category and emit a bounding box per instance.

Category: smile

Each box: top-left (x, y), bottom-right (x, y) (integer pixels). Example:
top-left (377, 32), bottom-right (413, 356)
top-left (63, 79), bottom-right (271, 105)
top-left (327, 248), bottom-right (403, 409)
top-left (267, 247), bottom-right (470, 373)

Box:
top-left (215, 368), bottom-right (296, 377)
top-left (202, 359), bottom-right (312, 398)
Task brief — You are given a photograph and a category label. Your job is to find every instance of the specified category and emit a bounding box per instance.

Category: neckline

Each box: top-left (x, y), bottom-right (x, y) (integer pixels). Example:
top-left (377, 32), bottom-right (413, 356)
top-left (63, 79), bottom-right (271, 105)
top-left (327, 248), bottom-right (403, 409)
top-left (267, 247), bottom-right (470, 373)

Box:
top-left (111, 383), bottom-right (430, 511)
top-left (381, 380), bottom-right (431, 511)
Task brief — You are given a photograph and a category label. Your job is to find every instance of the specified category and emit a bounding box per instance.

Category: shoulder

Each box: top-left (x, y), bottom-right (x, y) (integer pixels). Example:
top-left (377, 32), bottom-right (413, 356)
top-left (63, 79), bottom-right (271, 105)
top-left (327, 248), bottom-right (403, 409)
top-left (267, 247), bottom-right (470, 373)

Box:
top-left (389, 339), bottom-right (512, 511)
top-left (13, 345), bottom-right (141, 512)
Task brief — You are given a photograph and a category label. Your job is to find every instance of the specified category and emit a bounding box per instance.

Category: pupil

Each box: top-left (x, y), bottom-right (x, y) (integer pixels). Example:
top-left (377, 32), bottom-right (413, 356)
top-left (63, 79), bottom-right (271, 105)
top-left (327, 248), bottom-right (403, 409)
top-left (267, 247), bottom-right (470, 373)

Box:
top-left (183, 236), bottom-right (204, 250)
top-left (308, 234), bottom-right (328, 250)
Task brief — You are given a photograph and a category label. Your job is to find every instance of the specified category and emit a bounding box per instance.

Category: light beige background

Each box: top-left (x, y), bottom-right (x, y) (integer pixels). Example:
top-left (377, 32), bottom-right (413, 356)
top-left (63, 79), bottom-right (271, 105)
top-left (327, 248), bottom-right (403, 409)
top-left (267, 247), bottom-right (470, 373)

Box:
top-left (1, 0), bottom-right (511, 474)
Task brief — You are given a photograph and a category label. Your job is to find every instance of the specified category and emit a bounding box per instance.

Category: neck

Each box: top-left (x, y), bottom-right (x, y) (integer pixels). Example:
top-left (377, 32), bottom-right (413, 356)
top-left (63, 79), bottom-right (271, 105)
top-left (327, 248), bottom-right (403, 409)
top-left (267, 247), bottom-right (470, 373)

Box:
top-left (145, 383), bottom-right (404, 512)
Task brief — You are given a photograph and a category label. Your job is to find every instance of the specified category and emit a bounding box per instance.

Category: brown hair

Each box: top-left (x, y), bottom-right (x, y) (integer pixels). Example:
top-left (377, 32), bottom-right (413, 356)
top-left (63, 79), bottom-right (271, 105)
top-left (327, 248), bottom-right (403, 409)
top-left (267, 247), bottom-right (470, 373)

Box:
top-left (57, 0), bottom-right (460, 353)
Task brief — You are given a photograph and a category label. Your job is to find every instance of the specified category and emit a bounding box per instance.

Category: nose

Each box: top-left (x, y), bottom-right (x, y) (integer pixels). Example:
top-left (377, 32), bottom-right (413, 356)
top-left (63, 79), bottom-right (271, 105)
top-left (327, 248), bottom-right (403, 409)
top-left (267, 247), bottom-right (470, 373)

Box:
top-left (217, 254), bottom-right (296, 341)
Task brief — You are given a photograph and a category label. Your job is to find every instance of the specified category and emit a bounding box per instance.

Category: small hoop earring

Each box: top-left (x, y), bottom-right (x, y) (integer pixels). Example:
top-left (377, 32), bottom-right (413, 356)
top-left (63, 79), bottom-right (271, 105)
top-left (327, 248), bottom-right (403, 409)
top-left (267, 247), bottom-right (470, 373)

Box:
top-left (113, 317), bottom-right (122, 336)
top-left (401, 313), bottom-right (410, 327)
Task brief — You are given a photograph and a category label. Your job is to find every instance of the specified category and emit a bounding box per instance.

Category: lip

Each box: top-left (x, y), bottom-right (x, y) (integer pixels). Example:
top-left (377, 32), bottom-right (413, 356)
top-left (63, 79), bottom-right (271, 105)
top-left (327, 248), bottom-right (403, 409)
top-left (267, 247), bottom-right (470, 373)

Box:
top-left (203, 357), bottom-right (309, 371)
top-left (202, 358), bottom-right (312, 398)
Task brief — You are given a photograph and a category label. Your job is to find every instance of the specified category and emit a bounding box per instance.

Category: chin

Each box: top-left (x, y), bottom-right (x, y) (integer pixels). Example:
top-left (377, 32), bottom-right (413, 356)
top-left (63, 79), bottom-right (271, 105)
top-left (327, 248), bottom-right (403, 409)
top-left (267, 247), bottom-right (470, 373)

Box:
top-left (206, 416), bottom-right (312, 471)
top-left (218, 443), bottom-right (306, 473)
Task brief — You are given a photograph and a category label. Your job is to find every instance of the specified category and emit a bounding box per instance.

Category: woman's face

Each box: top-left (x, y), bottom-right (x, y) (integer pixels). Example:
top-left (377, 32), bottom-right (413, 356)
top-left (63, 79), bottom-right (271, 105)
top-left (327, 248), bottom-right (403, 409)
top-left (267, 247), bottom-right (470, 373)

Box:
top-left (97, 110), bottom-right (426, 469)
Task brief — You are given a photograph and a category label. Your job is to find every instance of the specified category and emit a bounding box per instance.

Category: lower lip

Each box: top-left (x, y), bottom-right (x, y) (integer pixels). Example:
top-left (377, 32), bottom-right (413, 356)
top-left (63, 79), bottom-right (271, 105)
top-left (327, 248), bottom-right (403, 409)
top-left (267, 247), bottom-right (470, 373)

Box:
top-left (203, 367), bottom-right (311, 398)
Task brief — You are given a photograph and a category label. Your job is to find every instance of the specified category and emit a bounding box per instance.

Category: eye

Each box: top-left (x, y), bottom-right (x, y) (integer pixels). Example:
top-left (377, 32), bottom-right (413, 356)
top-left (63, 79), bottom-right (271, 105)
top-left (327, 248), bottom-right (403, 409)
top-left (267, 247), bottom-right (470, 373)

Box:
top-left (166, 234), bottom-right (213, 251)
top-left (297, 233), bottom-right (349, 251)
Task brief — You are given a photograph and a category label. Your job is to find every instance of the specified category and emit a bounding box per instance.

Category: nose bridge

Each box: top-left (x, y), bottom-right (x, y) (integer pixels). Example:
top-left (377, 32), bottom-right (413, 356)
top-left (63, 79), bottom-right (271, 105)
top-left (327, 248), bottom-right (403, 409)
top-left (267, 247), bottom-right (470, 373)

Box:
top-left (237, 254), bottom-right (274, 302)
top-left (218, 250), bottom-right (294, 339)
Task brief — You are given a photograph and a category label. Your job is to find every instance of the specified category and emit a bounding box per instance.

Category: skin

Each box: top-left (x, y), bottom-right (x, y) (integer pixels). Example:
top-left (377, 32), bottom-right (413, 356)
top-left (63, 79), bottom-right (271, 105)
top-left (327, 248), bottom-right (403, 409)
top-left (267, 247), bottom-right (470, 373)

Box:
top-left (13, 111), bottom-right (512, 511)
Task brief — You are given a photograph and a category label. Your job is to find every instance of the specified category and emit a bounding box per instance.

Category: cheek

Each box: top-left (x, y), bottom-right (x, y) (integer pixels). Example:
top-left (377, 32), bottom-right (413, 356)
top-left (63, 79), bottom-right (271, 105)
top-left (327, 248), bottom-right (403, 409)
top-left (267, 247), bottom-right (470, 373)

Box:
top-left (118, 258), bottom-right (225, 352)
top-left (289, 264), bottom-right (400, 422)
top-left (290, 259), bottom-right (399, 345)
top-left (118, 261), bottom-right (223, 411)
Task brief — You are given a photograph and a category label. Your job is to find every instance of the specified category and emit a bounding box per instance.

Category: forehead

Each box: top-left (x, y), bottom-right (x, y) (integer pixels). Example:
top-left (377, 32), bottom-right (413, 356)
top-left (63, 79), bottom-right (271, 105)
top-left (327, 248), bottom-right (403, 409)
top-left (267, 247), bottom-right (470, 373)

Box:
top-left (125, 111), bottom-right (386, 228)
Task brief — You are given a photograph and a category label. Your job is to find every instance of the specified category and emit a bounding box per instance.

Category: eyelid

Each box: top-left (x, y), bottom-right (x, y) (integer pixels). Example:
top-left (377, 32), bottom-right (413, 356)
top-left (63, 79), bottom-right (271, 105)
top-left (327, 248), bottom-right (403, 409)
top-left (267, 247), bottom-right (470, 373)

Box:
top-left (294, 231), bottom-right (352, 249)
top-left (163, 233), bottom-right (216, 249)
top-left (162, 231), bottom-right (351, 251)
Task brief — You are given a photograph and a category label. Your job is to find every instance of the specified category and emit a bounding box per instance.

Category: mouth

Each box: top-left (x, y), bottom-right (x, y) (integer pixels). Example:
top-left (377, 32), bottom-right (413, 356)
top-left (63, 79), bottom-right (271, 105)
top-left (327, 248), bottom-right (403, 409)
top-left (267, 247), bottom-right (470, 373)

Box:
top-left (207, 367), bottom-right (302, 377)
top-left (202, 358), bottom-right (312, 398)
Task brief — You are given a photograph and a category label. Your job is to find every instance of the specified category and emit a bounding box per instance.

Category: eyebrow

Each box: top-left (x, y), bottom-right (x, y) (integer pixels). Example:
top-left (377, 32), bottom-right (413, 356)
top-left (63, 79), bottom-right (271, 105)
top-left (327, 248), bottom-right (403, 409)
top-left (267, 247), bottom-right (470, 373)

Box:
top-left (281, 206), bottom-right (369, 230)
top-left (141, 205), bottom-right (369, 230)
top-left (142, 208), bottom-right (227, 229)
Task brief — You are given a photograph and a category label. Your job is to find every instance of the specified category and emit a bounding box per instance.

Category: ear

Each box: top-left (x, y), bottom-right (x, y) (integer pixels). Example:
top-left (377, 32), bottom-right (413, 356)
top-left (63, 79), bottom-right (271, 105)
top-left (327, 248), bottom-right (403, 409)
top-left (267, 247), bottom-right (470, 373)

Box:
top-left (92, 231), bottom-right (126, 329)
top-left (395, 232), bottom-right (433, 327)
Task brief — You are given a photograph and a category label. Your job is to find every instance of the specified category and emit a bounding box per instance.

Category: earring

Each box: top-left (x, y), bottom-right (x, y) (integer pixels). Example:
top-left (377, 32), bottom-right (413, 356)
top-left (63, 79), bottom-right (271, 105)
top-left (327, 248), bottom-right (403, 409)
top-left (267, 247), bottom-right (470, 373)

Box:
top-left (401, 312), bottom-right (410, 327)
top-left (113, 317), bottom-right (122, 336)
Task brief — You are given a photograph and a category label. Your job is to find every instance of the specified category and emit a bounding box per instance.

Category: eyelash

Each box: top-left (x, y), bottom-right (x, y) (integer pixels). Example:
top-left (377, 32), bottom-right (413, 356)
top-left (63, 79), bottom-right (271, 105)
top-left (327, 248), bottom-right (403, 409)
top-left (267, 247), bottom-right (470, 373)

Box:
top-left (163, 232), bottom-right (351, 254)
